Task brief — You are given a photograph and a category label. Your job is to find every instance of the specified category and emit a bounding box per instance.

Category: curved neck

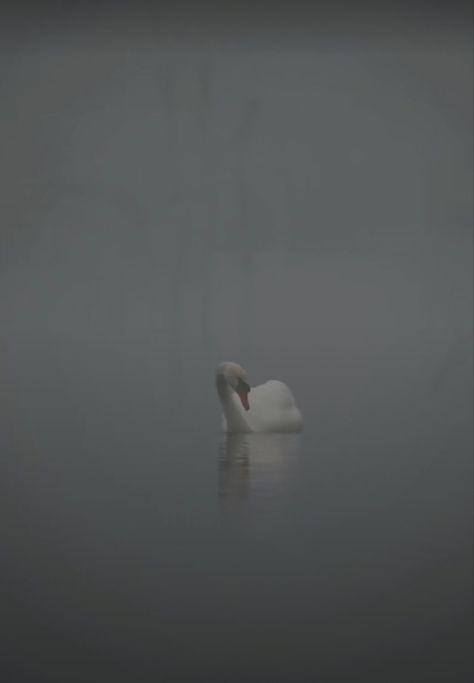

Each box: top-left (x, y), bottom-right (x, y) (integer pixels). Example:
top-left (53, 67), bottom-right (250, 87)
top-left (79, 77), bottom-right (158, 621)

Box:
top-left (215, 371), bottom-right (231, 401)
top-left (216, 371), bottom-right (250, 433)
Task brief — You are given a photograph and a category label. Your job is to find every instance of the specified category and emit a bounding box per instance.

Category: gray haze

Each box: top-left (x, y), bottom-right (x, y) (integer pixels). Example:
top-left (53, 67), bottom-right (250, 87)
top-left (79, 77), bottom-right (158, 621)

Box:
top-left (1, 9), bottom-right (472, 683)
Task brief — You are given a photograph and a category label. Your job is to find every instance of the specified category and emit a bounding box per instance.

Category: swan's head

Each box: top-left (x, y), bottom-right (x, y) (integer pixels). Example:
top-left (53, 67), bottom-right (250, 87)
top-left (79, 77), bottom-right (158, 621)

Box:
top-left (216, 362), bottom-right (251, 411)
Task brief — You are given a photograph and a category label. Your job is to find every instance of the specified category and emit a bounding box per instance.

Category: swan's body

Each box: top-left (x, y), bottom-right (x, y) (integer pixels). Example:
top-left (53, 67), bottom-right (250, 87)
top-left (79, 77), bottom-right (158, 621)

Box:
top-left (216, 362), bottom-right (303, 433)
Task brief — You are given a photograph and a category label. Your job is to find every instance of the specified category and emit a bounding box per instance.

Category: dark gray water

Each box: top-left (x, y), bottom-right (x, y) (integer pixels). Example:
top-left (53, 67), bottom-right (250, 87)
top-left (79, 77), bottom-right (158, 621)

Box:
top-left (1, 8), bottom-right (473, 682)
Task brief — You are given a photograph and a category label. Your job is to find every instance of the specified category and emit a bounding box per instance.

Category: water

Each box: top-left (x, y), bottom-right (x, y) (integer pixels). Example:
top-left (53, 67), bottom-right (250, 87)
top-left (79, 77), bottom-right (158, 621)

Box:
top-left (1, 13), bottom-right (473, 683)
top-left (2, 376), bottom-right (472, 681)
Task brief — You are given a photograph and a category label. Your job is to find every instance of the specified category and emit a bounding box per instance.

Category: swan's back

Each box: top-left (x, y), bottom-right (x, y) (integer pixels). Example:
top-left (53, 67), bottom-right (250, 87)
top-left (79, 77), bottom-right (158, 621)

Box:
top-left (247, 380), bottom-right (303, 433)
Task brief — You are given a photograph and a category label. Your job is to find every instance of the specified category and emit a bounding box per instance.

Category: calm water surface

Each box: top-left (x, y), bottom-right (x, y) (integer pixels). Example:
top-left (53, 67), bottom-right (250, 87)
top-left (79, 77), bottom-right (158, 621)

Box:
top-left (2, 353), bottom-right (472, 682)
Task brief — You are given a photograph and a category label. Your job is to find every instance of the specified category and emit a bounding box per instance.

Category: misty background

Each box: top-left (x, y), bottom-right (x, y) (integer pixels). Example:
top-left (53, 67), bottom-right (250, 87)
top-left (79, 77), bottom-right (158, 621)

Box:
top-left (1, 5), bottom-right (472, 683)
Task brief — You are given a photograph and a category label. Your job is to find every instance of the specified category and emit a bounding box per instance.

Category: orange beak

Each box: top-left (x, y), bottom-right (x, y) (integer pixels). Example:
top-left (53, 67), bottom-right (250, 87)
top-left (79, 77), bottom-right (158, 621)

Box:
top-left (237, 388), bottom-right (250, 411)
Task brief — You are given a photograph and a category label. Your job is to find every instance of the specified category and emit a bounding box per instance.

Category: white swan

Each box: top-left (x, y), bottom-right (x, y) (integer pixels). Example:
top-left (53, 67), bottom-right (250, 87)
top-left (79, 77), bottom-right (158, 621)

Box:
top-left (215, 362), bottom-right (303, 433)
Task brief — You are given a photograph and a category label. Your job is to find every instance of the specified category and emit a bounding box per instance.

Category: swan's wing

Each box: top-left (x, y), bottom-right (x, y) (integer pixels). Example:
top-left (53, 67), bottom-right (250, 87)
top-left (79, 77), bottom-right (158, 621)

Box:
top-left (250, 380), bottom-right (296, 407)
top-left (248, 380), bottom-right (303, 432)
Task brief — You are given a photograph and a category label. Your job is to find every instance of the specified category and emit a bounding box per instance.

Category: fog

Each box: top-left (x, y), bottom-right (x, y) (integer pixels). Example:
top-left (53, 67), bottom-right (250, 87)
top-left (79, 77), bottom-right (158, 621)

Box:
top-left (1, 6), bottom-right (472, 682)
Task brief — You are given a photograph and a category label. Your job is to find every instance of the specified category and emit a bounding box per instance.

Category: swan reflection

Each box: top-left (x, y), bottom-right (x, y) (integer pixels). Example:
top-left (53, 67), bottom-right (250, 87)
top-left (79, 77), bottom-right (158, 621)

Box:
top-left (218, 433), bottom-right (302, 506)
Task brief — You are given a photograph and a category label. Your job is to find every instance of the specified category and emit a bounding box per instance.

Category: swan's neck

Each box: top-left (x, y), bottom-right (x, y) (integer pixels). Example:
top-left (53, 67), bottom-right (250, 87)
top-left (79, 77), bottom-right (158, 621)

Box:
top-left (216, 372), bottom-right (251, 433)
top-left (216, 372), bottom-right (231, 401)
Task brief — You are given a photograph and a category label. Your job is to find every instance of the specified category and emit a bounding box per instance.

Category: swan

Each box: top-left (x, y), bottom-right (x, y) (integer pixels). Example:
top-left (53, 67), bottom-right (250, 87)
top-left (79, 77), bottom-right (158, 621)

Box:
top-left (215, 361), bottom-right (303, 433)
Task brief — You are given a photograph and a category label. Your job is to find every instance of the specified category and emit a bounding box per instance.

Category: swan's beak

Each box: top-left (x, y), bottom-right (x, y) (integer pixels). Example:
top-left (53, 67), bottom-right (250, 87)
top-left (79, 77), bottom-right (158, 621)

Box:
top-left (235, 378), bottom-right (250, 411)
top-left (237, 389), bottom-right (250, 411)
